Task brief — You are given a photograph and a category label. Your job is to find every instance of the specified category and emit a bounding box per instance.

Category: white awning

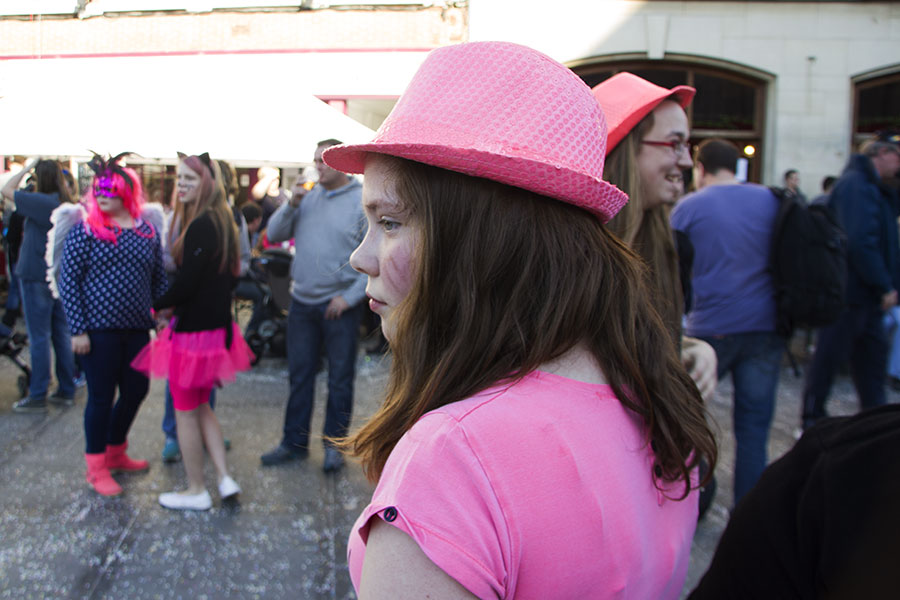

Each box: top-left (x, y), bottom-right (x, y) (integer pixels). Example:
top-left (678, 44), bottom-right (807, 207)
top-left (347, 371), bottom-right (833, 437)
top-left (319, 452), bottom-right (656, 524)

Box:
top-left (0, 53), bottom-right (418, 166)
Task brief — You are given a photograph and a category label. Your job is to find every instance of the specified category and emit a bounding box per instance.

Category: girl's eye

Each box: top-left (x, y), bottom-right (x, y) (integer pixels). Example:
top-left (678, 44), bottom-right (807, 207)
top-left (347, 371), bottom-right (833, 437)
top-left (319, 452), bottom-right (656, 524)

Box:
top-left (380, 218), bottom-right (399, 232)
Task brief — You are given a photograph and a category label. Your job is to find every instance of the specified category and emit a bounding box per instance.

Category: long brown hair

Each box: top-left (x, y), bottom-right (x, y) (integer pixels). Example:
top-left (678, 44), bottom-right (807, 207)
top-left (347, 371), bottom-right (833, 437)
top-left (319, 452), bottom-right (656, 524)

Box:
top-left (34, 160), bottom-right (73, 204)
top-left (169, 155), bottom-right (240, 275)
top-left (604, 100), bottom-right (685, 346)
top-left (343, 156), bottom-right (716, 499)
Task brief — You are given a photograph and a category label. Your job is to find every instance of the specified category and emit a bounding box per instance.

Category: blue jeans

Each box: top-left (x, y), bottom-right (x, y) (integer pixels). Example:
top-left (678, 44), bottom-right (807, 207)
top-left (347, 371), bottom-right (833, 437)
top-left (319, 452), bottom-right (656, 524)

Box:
top-left (885, 307), bottom-right (900, 380)
top-left (20, 279), bottom-right (76, 400)
top-left (701, 331), bottom-right (785, 505)
top-left (803, 305), bottom-right (888, 429)
top-left (161, 383), bottom-right (216, 440)
top-left (5, 268), bottom-right (21, 312)
top-left (81, 330), bottom-right (150, 454)
top-left (282, 299), bottom-right (362, 450)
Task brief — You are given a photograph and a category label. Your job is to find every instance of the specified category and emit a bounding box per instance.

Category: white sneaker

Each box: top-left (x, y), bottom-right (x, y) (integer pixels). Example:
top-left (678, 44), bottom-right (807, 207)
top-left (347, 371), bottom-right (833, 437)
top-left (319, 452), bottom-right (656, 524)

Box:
top-left (218, 476), bottom-right (240, 499)
top-left (159, 490), bottom-right (212, 511)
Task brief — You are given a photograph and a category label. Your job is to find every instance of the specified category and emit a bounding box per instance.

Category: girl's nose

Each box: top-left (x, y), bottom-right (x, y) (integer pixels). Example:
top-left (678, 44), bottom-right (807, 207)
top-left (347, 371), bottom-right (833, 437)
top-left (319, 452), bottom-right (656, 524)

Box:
top-left (350, 232), bottom-right (376, 276)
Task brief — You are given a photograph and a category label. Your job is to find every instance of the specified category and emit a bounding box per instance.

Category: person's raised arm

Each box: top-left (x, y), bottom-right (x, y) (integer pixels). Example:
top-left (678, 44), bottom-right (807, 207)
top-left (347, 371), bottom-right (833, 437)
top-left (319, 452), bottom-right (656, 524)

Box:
top-left (1, 158), bottom-right (38, 201)
top-left (264, 199), bottom-right (297, 244)
top-left (251, 167), bottom-right (279, 201)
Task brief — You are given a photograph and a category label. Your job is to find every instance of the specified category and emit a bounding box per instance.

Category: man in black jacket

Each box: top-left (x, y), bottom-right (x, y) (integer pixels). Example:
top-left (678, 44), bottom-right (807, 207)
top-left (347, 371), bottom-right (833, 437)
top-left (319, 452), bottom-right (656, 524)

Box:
top-left (801, 130), bottom-right (900, 431)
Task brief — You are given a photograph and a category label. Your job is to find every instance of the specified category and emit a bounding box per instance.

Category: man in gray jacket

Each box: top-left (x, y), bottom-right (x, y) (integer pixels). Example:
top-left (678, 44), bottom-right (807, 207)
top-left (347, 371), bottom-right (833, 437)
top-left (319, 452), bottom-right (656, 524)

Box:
top-left (261, 139), bottom-right (366, 472)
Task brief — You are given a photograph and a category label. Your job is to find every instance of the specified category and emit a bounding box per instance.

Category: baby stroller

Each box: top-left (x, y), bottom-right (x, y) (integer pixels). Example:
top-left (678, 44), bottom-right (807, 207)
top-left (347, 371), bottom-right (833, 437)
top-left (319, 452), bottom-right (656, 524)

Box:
top-left (1, 329), bottom-right (30, 399)
top-left (243, 248), bottom-right (291, 364)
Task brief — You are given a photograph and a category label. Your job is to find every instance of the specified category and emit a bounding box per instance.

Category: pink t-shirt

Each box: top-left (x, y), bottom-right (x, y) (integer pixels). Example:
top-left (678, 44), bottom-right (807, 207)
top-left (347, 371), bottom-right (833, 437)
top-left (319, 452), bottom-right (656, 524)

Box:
top-left (348, 370), bottom-right (698, 599)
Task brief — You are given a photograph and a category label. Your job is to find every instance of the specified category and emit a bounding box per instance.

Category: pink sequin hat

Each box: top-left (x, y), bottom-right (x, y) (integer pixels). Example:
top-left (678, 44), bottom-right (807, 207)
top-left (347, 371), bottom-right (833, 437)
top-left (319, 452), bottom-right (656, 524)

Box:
top-left (323, 41), bottom-right (628, 222)
top-left (591, 72), bottom-right (695, 154)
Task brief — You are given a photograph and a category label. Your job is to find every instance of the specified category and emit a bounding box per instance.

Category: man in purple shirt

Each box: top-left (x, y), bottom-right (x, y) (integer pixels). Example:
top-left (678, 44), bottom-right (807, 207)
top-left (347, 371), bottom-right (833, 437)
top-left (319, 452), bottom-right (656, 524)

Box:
top-left (670, 139), bottom-right (784, 505)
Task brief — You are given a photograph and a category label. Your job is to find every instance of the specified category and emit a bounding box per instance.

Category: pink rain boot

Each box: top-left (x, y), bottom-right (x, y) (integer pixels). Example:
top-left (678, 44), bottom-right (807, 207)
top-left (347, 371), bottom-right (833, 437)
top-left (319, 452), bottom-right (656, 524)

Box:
top-left (85, 453), bottom-right (122, 497)
top-left (105, 442), bottom-right (150, 473)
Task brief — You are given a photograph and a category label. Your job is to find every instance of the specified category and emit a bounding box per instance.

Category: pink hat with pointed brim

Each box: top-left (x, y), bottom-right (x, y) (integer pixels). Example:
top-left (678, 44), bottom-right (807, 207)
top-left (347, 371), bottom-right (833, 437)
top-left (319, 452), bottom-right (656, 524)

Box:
top-left (323, 41), bottom-right (628, 223)
top-left (591, 72), bottom-right (695, 154)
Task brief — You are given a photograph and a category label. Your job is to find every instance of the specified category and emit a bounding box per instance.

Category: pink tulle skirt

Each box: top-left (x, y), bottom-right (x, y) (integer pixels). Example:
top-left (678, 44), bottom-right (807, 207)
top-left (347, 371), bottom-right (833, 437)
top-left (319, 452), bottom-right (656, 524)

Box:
top-left (131, 322), bottom-right (254, 389)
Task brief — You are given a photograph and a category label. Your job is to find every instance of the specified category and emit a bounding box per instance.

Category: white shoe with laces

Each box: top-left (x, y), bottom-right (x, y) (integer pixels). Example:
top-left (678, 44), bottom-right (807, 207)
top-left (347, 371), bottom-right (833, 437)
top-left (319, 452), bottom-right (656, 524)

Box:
top-left (159, 490), bottom-right (212, 511)
top-left (218, 476), bottom-right (240, 499)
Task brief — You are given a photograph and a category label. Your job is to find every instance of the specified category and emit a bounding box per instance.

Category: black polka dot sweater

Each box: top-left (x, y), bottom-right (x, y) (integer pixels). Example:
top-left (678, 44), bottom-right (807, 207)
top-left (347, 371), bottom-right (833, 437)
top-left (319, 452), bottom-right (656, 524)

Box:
top-left (58, 222), bottom-right (168, 336)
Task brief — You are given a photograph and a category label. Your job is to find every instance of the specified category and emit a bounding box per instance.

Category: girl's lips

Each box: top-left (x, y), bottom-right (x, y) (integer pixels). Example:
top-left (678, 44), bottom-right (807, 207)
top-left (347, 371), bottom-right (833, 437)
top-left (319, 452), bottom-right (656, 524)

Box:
top-left (368, 297), bottom-right (386, 312)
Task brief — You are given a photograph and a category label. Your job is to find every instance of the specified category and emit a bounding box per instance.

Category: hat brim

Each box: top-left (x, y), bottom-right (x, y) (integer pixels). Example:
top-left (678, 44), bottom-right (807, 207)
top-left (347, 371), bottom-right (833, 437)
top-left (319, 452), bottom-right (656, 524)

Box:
top-left (323, 142), bottom-right (628, 223)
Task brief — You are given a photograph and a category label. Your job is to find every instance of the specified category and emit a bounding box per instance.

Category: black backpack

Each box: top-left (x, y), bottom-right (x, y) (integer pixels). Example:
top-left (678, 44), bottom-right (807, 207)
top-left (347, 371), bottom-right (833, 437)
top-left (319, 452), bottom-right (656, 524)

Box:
top-left (769, 187), bottom-right (848, 336)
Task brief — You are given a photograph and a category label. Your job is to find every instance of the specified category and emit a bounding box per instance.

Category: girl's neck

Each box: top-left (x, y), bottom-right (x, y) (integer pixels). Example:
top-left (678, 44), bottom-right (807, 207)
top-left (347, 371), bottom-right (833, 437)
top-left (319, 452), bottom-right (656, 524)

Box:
top-left (107, 211), bottom-right (135, 229)
top-left (538, 343), bottom-right (607, 385)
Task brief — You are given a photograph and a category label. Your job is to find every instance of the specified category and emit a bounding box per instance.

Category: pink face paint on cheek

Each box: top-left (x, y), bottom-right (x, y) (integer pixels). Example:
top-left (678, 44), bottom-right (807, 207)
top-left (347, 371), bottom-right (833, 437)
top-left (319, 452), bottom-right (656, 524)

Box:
top-left (382, 242), bottom-right (416, 306)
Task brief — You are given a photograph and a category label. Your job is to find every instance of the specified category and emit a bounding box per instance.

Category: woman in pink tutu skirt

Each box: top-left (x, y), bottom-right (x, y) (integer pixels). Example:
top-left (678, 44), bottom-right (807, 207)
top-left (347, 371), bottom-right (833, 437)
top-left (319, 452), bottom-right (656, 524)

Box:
top-left (132, 153), bottom-right (253, 510)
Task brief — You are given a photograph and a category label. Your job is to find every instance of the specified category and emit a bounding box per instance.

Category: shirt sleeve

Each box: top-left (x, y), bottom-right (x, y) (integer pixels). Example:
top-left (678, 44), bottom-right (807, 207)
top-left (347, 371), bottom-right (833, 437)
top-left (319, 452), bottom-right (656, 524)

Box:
top-left (58, 226), bottom-right (91, 335)
top-left (150, 231), bottom-right (168, 303)
top-left (265, 201), bottom-right (297, 244)
top-left (837, 181), bottom-right (894, 294)
top-left (14, 190), bottom-right (60, 226)
top-left (153, 216), bottom-right (215, 310)
top-left (162, 213), bottom-right (178, 274)
top-left (352, 413), bottom-right (510, 599)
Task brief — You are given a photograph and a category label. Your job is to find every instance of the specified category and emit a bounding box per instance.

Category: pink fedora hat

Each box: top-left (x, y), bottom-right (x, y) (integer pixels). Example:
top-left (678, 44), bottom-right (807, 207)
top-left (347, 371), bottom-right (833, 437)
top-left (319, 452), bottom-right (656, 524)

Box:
top-left (323, 41), bottom-right (627, 222)
top-left (590, 72), bottom-right (695, 154)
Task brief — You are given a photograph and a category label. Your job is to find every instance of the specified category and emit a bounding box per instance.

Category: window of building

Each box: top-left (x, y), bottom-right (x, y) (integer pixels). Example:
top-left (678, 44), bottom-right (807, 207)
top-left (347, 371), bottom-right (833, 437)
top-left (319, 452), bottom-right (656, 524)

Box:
top-left (853, 71), bottom-right (900, 148)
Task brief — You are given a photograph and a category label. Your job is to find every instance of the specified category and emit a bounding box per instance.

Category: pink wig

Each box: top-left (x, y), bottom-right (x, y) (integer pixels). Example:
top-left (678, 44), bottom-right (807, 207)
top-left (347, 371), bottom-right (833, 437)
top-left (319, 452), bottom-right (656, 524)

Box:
top-left (84, 166), bottom-right (147, 243)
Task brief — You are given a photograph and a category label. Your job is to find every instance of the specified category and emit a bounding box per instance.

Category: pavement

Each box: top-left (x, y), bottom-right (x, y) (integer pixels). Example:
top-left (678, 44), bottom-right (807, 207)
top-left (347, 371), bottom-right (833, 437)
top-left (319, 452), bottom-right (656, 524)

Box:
top-left (0, 328), bottom-right (893, 599)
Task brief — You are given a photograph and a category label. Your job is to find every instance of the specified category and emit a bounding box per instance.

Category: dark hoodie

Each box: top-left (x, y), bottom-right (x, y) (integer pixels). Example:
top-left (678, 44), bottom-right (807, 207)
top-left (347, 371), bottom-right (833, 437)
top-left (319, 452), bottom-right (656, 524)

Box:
top-left (828, 153), bottom-right (900, 306)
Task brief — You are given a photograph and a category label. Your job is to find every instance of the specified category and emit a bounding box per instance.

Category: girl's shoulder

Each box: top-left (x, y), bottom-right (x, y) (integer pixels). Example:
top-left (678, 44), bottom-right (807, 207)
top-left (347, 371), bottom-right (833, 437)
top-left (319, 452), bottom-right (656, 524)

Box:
top-left (135, 220), bottom-right (159, 239)
top-left (64, 221), bottom-right (90, 241)
top-left (188, 210), bottom-right (216, 228)
top-left (184, 211), bottom-right (217, 236)
top-left (140, 203), bottom-right (167, 239)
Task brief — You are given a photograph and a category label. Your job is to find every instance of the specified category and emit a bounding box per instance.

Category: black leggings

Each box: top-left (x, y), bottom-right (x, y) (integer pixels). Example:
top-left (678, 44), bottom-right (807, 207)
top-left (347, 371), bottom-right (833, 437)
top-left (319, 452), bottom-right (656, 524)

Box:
top-left (81, 329), bottom-right (150, 454)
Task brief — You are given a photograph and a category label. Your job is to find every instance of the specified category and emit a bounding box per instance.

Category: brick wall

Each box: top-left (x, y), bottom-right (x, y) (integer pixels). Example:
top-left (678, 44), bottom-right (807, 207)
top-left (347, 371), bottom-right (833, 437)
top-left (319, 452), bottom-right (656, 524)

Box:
top-left (0, 6), bottom-right (467, 57)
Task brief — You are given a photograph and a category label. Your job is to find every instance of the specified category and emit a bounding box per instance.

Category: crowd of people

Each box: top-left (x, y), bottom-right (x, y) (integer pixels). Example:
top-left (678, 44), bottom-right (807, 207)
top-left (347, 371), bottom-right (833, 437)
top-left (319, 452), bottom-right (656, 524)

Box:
top-left (2, 39), bottom-right (900, 597)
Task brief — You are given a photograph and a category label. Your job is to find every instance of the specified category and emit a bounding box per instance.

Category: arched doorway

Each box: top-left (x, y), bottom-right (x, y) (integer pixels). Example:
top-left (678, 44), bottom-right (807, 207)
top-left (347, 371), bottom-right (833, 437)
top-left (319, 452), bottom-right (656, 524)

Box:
top-left (570, 59), bottom-right (768, 185)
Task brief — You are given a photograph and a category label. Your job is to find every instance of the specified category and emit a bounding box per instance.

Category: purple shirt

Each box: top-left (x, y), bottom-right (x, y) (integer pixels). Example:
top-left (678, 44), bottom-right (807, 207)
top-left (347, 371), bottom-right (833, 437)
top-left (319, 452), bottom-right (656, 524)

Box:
top-left (670, 182), bottom-right (778, 337)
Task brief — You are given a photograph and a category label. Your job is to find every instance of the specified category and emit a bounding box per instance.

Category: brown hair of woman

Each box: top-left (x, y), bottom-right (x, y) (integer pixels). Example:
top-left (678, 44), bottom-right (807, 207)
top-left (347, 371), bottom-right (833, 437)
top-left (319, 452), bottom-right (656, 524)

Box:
top-left (342, 156), bottom-right (717, 500)
top-left (168, 154), bottom-right (241, 276)
top-left (603, 101), bottom-right (685, 346)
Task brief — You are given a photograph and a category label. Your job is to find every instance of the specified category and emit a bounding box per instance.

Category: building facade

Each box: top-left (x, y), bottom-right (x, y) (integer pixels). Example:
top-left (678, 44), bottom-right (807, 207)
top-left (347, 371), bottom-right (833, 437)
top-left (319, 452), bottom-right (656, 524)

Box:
top-left (472, 0), bottom-right (900, 194)
top-left (1, 1), bottom-right (898, 197)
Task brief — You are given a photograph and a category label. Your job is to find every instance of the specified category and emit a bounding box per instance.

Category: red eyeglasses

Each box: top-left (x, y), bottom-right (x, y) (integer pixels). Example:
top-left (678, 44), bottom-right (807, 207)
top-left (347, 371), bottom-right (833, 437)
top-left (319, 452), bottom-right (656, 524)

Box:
top-left (640, 139), bottom-right (691, 155)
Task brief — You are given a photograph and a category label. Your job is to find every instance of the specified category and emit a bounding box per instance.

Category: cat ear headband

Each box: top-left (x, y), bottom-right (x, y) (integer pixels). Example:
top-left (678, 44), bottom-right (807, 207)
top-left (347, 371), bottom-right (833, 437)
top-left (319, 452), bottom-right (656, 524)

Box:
top-left (176, 151), bottom-right (216, 178)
